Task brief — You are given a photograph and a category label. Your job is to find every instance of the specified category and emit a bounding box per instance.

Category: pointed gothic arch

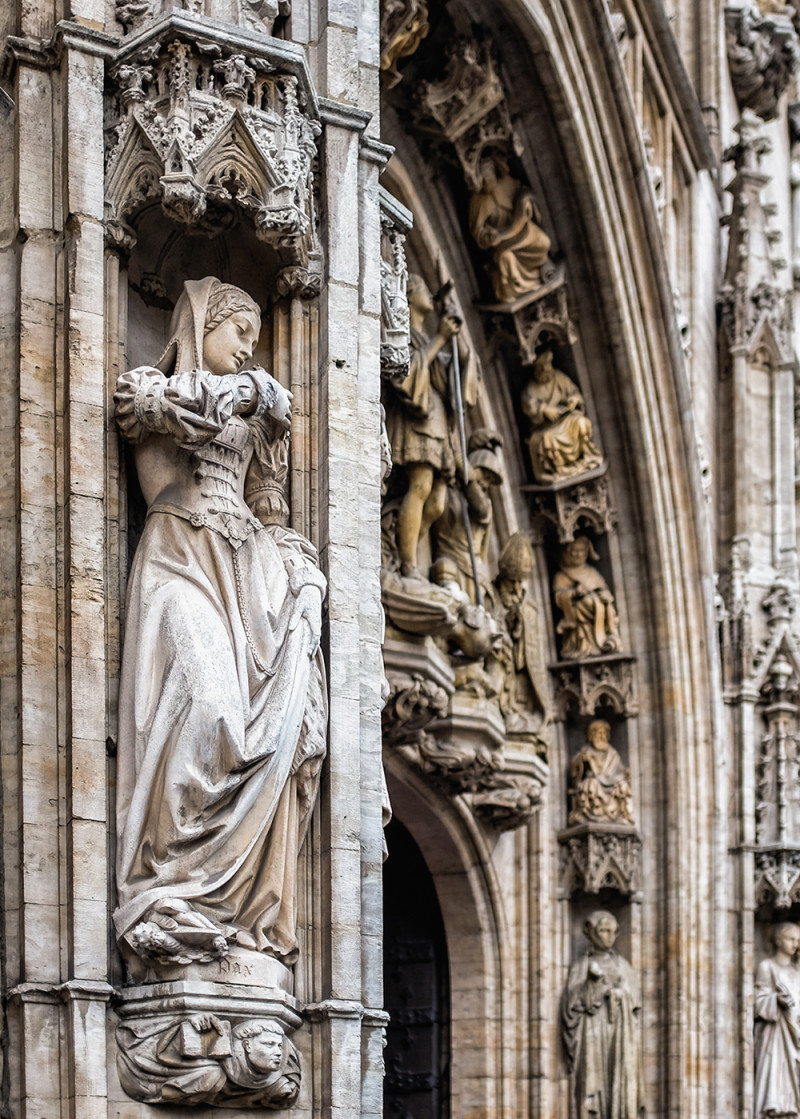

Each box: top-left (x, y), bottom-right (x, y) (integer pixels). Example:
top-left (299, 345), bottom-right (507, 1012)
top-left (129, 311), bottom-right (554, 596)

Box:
top-left (380, 0), bottom-right (725, 1113)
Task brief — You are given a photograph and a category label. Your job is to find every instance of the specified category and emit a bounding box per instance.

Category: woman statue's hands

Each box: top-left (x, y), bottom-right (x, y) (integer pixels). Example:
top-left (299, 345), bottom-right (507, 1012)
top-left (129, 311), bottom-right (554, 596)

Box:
top-left (270, 380), bottom-right (293, 429)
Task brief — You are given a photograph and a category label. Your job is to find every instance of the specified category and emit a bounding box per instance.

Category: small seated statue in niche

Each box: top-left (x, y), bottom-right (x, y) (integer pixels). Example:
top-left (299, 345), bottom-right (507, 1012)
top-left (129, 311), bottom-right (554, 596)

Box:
top-left (384, 272), bottom-right (478, 580)
top-left (561, 911), bottom-right (644, 1119)
top-left (117, 1014), bottom-right (301, 1108)
top-left (552, 535), bottom-right (621, 660)
top-left (521, 349), bottom-right (602, 483)
top-left (113, 277), bottom-right (327, 970)
top-left (568, 719), bottom-right (634, 826)
top-left (431, 429), bottom-right (504, 604)
top-left (755, 922), bottom-right (800, 1119)
top-left (469, 154), bottom-right (553, 304)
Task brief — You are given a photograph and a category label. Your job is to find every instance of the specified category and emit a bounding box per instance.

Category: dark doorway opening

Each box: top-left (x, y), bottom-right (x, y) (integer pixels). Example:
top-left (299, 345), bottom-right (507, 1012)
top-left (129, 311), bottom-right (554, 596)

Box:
top-left (383, 816), bottom-right (451, 1119)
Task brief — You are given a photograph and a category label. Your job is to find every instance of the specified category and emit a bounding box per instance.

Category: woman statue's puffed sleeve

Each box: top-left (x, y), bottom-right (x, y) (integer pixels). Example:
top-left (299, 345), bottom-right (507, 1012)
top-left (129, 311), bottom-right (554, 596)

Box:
top-left (114, 367), bottom-right (278, 445)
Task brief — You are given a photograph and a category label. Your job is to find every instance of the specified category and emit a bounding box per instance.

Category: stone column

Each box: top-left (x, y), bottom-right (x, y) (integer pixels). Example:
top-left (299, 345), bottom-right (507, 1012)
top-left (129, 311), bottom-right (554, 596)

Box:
top-left (306, 1), bottom-right (389, 1112)
top-left (1, 16), bottom-right (116, 1115)
top-left (719, 112), bottom-right (800, 1118)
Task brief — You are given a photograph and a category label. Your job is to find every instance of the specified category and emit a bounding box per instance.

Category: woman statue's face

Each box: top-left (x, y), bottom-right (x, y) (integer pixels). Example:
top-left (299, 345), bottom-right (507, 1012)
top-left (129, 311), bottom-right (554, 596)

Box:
top-left (203, 309), bottom-right (261, 376)
top-left (775, 924), bottom-right (800, 958)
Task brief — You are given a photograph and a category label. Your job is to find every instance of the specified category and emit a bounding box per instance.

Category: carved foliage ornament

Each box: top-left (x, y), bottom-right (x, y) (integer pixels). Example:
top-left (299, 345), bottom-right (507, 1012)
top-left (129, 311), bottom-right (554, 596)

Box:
top-left (105, 33), bottom-right (321, 290)
top-left (383, 669), bottom-right (547, 825)
top-left (116, 0), bottom-right (291, 37)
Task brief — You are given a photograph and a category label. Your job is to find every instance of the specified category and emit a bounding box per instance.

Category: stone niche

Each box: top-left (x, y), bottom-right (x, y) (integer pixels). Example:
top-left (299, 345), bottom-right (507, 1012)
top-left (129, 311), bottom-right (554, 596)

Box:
top-left (104, 11), bottom-right (323, 1110)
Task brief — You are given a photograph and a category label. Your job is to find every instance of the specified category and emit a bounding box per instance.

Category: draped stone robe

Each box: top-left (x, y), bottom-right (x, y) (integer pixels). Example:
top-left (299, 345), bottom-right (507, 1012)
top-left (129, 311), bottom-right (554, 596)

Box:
top-left (113, 278), bottom-right (327, 965)
top-left (562, 948), bottom-right (643, 1119)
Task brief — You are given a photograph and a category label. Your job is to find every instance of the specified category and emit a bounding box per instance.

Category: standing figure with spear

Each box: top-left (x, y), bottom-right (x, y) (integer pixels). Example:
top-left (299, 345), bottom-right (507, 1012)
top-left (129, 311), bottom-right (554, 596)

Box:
top-left (384, 270), bottom-right (479, 585)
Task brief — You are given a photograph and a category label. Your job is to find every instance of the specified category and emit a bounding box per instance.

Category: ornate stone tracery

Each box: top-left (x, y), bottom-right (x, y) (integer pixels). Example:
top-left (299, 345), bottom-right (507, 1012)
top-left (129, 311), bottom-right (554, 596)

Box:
top-left (380, 187), bottom-right (413, 379)
top-left (105, 16), bottom-right (322, 295)
top-left (744, 583), bottom-right (800, 910)
top-left (720, 113), bottom-right (792, 364)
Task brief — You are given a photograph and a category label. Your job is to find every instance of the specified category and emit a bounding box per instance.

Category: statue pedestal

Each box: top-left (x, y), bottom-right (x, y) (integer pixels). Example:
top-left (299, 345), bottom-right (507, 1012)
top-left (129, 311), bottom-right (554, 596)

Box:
top-left (383, 633), bottom-right (549, 830)
top-left (549, 652), bottom-right (638, 719)
top-left (522, 465), bottom-right (614, 544)
top-left (114, 977), bottom-right (303, 1107)
top-left (127, 945), bottom-right (296, 991)
top-left (557, 823), bottom-right (642, 899)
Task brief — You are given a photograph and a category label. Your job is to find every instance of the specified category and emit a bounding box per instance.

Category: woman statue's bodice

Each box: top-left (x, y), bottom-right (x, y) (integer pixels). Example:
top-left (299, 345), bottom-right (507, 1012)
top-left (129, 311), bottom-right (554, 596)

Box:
top-left (135, 420), bottom-right (262, 544)
top-left (115, 365), bottom-right (277, 544)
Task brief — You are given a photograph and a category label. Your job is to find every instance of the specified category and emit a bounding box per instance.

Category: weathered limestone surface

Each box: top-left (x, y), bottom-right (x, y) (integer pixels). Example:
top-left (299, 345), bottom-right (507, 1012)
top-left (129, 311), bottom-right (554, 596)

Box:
top-left (2, 0), bottom-right (800, 1117)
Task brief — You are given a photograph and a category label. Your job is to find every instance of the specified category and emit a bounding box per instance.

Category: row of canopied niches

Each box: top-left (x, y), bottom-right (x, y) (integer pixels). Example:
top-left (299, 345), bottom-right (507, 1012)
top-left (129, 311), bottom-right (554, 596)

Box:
top-left (514, 341), bottom-right (634, 789)
top-left (513, 339), bottom-right (643, 902)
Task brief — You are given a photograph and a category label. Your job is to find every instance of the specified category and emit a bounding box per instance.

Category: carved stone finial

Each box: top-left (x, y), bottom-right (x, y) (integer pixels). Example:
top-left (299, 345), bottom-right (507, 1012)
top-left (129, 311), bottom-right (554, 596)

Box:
top-left (720, 111), bottom-right (791, 362)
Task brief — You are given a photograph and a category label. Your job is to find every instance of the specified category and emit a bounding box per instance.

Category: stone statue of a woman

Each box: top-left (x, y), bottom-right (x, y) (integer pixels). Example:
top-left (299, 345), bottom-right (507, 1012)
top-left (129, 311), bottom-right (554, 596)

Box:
top-left (113, 277), bottom-right (327, 971)
top-left (755, 922), bottom-right (800, 1119)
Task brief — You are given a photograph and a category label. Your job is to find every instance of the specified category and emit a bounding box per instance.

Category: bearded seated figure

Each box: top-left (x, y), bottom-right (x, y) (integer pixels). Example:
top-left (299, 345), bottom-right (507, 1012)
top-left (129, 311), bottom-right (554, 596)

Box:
top-left (522, 350), bottom-right (602, 483)
top-left (469, 155), bottom-right (553, 304)
top-left (568, 720), bottom-right (634, 827)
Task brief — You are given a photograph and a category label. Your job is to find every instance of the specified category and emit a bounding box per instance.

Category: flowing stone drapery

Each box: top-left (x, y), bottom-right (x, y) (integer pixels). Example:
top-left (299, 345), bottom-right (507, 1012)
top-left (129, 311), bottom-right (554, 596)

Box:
top-left (561, 911), bottom-right (644, 1119)
top-left (113, 277), bottom-right (327, 970)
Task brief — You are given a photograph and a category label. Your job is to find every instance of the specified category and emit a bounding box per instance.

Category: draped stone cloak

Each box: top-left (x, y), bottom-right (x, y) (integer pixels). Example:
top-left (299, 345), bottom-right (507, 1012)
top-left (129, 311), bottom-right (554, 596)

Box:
top-left (562, 948), bottom-right (643, 1119)
top-left (112, 278), bottom-right (327, 964)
